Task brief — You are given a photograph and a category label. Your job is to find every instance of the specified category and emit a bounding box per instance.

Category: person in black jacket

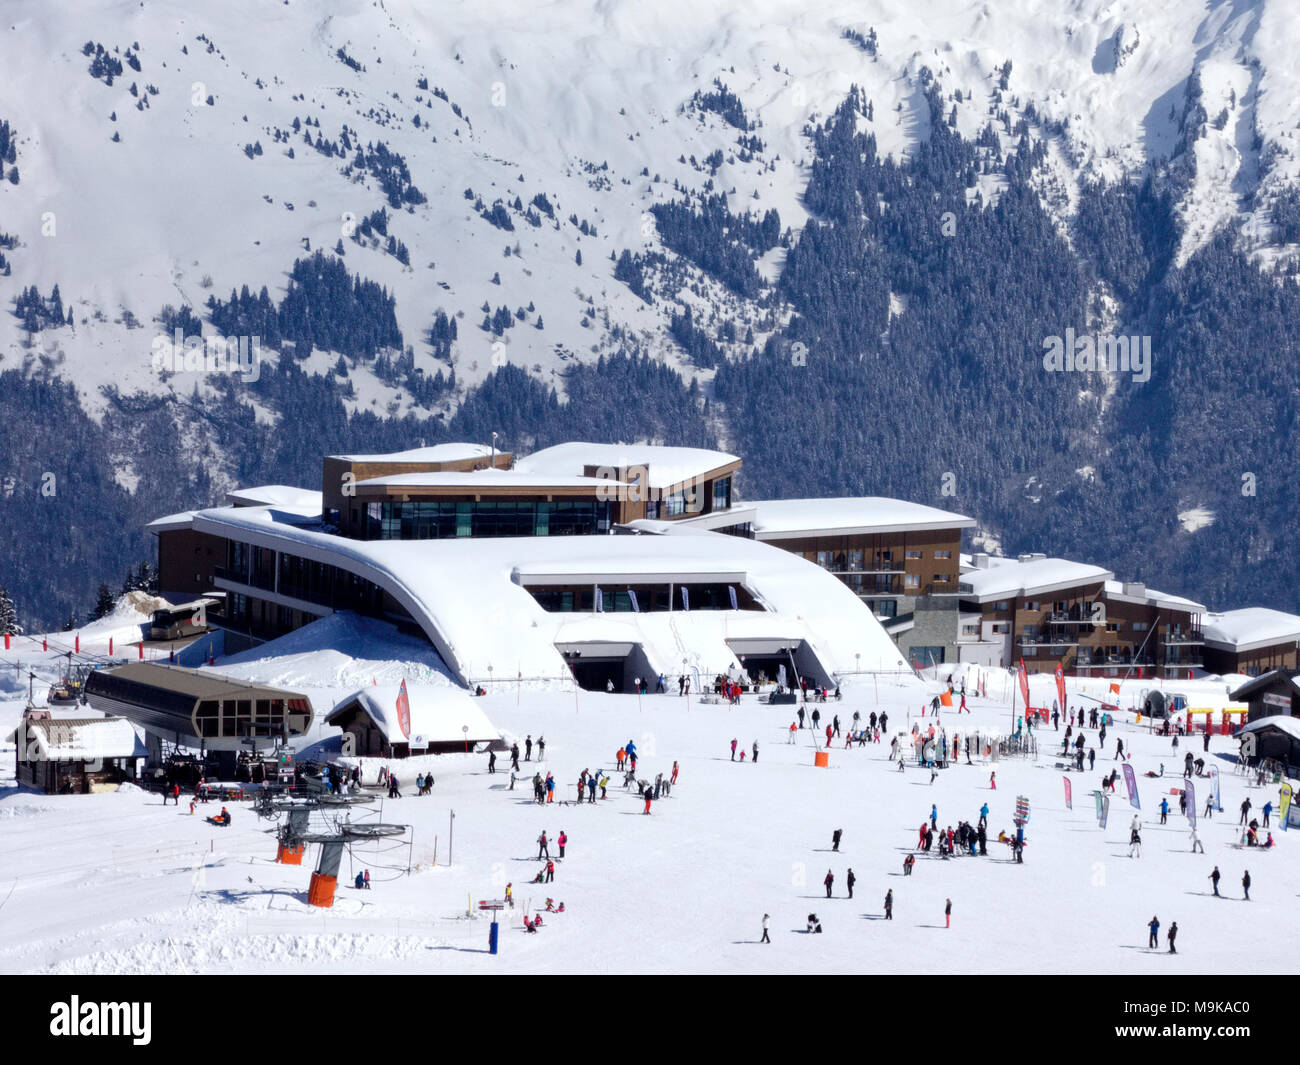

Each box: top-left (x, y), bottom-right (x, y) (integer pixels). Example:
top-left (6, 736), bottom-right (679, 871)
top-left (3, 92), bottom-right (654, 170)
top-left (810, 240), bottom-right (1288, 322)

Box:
top-left (1243, 870), bottom-right (1251, 901)
top-left (846, 868), bottom-right (856, 899)
top-left (1168, 921), bottom-right (1178, 953)
top-left (884, 890), bottom-right (893, 919)
top-left (831, 828), bottom-right (843, 852)
top-left (824, 869), bottom-right (834, 898)
top-left (1210, 866), bottom-right (1221, 896)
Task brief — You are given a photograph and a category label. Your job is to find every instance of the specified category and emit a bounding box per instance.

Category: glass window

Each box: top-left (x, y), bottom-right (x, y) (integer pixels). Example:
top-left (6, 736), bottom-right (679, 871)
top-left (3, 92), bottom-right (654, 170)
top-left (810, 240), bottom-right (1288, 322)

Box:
top-left (904, 573), bottom-right (920, 588)
top-left (934, 550), bottom-right (951, 559)
top-left (711, 475), bottom-right (731, 512)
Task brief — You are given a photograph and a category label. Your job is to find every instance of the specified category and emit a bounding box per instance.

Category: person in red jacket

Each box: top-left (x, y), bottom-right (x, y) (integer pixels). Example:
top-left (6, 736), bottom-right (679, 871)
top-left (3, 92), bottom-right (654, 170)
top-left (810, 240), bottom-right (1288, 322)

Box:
top-left (671, 760), bottom-right (679, 785)
top-left (824, 869), bottom-right (834, 898)
top-left (557, 831), bottom-right (567, 858)
top-left (545, 860), bottom-right (555, 883)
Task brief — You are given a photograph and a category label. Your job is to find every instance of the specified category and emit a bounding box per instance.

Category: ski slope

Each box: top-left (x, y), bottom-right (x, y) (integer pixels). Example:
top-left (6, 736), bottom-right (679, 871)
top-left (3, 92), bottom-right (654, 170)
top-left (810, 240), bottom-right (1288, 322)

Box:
top-left (0, 619), bottom-right (1290, 974)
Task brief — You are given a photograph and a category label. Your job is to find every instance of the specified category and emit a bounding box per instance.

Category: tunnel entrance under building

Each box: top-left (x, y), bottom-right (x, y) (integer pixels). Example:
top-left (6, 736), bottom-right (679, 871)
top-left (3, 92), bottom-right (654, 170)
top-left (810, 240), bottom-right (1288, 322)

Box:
top-left (726, 638), bottom-right (831, 689)
top-left (556, 641), bottom-right (654, 694)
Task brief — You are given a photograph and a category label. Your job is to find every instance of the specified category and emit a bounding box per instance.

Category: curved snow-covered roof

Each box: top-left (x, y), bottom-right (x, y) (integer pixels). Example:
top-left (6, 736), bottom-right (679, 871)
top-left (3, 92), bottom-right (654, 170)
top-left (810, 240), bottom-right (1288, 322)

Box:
top-left (226, 485), bottom-right (322, 513)
top-left (748, 497), bottom-right (975, 538)
top-left (960, 557), bottom-right (1112, 601)
top-left (192, 505), bottom-right (910, 686)
top-left (1204, 608), bottom-right (1300, 652)
top-left (329, 443), bottom-right (498, 464)
top-left (515, 442), bottom-right (739, 489)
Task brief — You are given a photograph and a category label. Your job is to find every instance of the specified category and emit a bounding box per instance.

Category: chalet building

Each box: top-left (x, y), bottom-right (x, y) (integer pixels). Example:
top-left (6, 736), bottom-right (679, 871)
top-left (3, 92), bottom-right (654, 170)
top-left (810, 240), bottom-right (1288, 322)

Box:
top-left (746, 498), bottom-right (976, 629)
top-left (1202, 608), bottom-right (1300, 677)
top-left (325, 685), bottom-right (500, 757)
top-left (1228, 670), bottom-right (1300, 722)
top-left (949, 553), bottom-right (1205, 676)
top-left (10, 711), bottom-right (146, 794)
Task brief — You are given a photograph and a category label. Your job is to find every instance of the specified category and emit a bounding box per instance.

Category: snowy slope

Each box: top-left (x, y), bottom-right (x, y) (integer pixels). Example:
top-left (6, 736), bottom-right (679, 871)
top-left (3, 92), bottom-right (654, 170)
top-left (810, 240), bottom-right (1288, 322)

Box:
top-left (0, 626), bottom-right (1289, 975)
top-left (2, 0), bottom-right (1297, 434)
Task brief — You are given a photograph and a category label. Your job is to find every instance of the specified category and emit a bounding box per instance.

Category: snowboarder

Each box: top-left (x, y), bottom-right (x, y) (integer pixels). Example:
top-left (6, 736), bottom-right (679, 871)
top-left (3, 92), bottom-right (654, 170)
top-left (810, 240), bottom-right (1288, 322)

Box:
top-left (1209, 866), bottom-right (1220, 896)
top-left (831, 828), bottom-right (842, 852)
top-left (1148, 916), bottom-right (1160, 949)
top-left (884, 889), bottom-right (893, 919)
top-left (1243, 870), bottom-right (1251, 901)
top-left (761, 913), bottom-right (771, 943)
top-left (846, 868), bottom-right (856, 899)
top-left (824, 869), bottom-right (834, 898)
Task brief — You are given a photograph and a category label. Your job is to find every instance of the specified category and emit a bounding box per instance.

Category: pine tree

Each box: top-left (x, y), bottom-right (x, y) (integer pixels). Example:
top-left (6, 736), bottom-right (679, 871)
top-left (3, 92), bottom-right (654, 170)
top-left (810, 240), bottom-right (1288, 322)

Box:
top-left (0, 586), bottom-right (20, 635)
top-left (92, 583), bottom-right (115, 621)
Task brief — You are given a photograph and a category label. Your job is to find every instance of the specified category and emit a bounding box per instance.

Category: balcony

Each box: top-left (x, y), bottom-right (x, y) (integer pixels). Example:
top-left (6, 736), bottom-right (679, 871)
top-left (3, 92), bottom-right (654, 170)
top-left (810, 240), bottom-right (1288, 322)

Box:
top-left (1163, 631), bottom-right (1205, 645)
top-left (1074, 653), bottom-right (1155, 668)
top-left (1044, 610), bottom-right (1099, 625)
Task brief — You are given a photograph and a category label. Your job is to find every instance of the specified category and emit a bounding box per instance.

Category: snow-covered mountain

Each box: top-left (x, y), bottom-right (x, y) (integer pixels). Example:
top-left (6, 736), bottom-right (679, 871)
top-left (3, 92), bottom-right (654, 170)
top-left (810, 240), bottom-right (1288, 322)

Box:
top-left (4, 0), bottom-right (1300, 627)
top-left (3, 0), bottom-right (1296, 415)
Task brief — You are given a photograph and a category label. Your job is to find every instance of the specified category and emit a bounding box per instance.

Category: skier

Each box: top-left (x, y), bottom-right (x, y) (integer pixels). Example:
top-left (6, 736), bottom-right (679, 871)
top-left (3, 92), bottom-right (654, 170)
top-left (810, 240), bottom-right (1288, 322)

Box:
top-left (643, 784), bottom-right (652, 815)
top-left (1148, 915), bottom-right (1160, 949)
top-left (557, 830), bottom-right (567, 858)
top-left (979, 803), bottom-right (989, 828)
top-left (538, 831), bottom-right (550, 859)
top-left (930, 804), bottom-right (938, 831)
top-left (846, 868), bottom-right (856, 899)
top-left (1168, 921), bottom-right (1178, 954)
top-left (824, 869), bottom-right (834, 898)
top-left (1190, 826), bottom-right (1204, 853)
top-left (525, 735), bottom-right (533, 761)
top-left (1184, 751), bottom-right (1193, 778)
top-left (537, 736), bottom-right (546, 759)
top-left (1209, 866), bottom-right (1220, 896)
top-left (1240, 798), bottom-right (1251, 825)
top-left (1204, 794), bottom-right (1214, 819)
top-left (546, 773), bottom-right (555, 803)
top-left (761, 913), bottom-right (771, 944)
top-left (1115, 738), bottom-right (1124, 761)
top-left (990, 771), bottom-right (997, 790)
top-left (1159, 798), bottom-right (1169, 825)
top-left (945, 898), bottom-right (952, 929)
top-left (797, 707), bottom-right (805, 729)
top-left (879, 712), bottom-right (888, 732)
top-left (831, 828), bottom-right (843, 852)
top-left (1203, 730), bottom-right (1210, 752)
top-left (511, 743), bottom-right (521, 772)
top-left (1242, 870), bottom-right (1251, 901)
top-left (1129, 816), bottom-right (1142, 858)
top-left (903, 853), bottom-right (915, 876)
top-left (1263, 801), bottom-right (1273, 828)
top-left (671, 760), bottom-right (679, 785)
top-left (730, 738), bottom-right (737, 762)
top-left (811, 708), bottom-right (820, 731)
top-left (488, 749), bottom-right (497, 774)
top-left (884, 889), bottom-right (893, 919)
top-left (545, 859), bottom-right (555, 883)
top-left (752, 740), bottom-right (759, 764)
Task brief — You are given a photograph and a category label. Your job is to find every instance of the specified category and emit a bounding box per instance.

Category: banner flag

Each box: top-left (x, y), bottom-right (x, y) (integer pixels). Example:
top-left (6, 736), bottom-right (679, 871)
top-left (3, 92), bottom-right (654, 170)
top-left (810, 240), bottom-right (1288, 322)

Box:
top-left (1122, 761), bottom-right (1140, 809)
top-left (728, 585), bottom-right (738, 611)
top-left (1063, 776), bottom-right (1072, 810)
top-left (1280, 782), bottom-right (1293, 832)
top-left (1055, 665), bottom-right (1067, 720)
top-left (1100, 794), bottom-right (1110, 829)
top-left (1018, 659), bottom-right (1031, 714)
top-left (1185, 779), bottom-right (1196, 829)
top-left (627, 588), bottom-right (640, 613)
top-left (595, 587), bottom-right (604, 613)
top-left (1209, 765), bottom-right (1222, 811)
top-left (681, 587), bottom-right (690, 612)
top-left (395, 678), bottom-right (411, 740)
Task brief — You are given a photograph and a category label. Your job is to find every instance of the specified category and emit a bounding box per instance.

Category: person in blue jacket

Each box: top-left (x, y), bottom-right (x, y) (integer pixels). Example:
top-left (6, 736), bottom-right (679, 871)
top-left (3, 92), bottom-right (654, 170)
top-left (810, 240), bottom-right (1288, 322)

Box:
top-left (979, 803), bottom-right (989, 828)
top-left (1148, 915), bottom-right (1160, 949)
top-left (1159, 797), bottom-right (1169, 824)
top-left (930, 804), bottom-right (938, 830)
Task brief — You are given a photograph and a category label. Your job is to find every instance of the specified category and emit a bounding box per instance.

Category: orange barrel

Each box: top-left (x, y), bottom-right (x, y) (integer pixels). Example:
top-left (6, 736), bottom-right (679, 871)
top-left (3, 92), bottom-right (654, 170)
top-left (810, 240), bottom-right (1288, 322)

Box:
top-left (308, 872), bottom-right (338, 908)
top-left (814, 751), bottom-right (829, 768)
top-left (276, 841), bottom-right (304, 865)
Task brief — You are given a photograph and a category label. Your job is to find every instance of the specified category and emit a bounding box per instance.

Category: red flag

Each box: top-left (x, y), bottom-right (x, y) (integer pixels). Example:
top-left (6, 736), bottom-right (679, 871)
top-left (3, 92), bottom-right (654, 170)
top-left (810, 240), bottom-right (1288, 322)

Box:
top-left (395, 679), bottom-right (411, 740)
top-left (1017, 658), bottom-right (1031, 712)
top-left (1055, 664), bottom-right (1066, 716)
